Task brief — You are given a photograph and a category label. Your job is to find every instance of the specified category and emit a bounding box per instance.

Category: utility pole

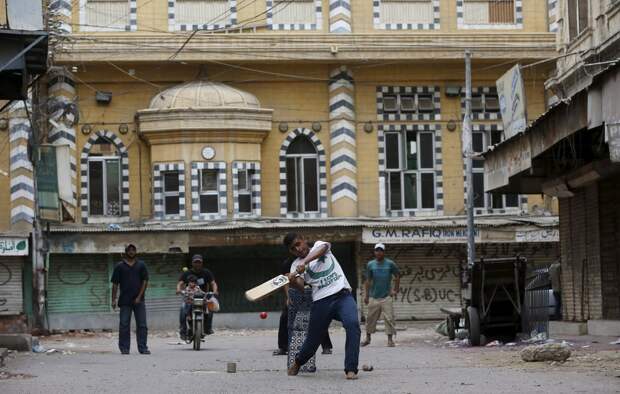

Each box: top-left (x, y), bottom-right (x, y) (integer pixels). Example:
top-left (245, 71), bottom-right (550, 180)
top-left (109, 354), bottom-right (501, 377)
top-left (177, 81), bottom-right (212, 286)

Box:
top-left (464, 50), bottom-right (476, 268)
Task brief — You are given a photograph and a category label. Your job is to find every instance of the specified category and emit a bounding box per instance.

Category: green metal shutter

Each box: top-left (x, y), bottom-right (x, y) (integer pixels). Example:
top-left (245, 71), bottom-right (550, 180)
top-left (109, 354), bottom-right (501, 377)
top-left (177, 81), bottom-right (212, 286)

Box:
top-left (140, 254), bottom-right (186, 312)
top-left (0, 258), bottom-right (24, 315)
top-left (47, 254), bottom-right (111, 314)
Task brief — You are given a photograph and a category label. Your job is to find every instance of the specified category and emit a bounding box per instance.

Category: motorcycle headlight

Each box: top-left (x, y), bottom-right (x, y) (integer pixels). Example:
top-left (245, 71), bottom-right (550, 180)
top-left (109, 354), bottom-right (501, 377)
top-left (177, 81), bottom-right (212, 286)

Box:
top-left (193, 298), bottom-right (204, 306)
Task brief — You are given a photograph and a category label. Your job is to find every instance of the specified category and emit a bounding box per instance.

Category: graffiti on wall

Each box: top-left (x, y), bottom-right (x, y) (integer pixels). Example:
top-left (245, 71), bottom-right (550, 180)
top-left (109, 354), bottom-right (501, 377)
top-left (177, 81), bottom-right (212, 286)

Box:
top-left (0, 262), bottom-right (13, 312)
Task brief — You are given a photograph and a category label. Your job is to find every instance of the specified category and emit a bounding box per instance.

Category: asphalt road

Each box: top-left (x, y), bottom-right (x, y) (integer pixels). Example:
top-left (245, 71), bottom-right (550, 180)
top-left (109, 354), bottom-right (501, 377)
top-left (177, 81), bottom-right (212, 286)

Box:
top-left (2, 324), bottom-right (619, 394)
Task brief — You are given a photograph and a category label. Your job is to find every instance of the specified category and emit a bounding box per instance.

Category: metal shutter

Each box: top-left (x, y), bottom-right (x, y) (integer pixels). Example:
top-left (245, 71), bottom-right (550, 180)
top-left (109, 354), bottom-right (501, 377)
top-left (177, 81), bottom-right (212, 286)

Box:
top-left (140, 254), bottom-right (186, 313)
top-left (47, 254), bottom-right (110, 314)
top-left (0, 258), bottom-right (24, 315)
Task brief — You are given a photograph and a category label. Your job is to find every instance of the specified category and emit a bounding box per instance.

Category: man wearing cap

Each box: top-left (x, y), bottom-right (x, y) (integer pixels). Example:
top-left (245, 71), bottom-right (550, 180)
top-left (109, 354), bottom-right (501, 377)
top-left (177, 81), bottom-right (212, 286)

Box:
top-left (111, 244), bottom-right (150, 355)
top-left (176, 254), bottom-right (219, 338)
top-left (361, 243), bottom-right (400, 347)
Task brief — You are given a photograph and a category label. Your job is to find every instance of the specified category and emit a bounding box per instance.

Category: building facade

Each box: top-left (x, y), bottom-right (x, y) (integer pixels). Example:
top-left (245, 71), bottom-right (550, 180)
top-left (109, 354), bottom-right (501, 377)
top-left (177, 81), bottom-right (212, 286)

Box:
top-left (0, 0), bottom-right (562, 330)
top-left (485, 0), bottom-right (620, 332)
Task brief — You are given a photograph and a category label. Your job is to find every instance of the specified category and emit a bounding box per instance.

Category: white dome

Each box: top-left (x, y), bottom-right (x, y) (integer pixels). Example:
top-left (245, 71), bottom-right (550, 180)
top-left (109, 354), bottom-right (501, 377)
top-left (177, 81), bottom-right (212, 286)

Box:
top-left (149, 81), bottom-right (261, 110)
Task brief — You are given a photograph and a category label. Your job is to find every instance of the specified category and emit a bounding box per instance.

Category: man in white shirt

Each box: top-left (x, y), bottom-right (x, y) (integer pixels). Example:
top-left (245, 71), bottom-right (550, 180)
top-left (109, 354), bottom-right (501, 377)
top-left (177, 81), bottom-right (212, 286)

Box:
top-left (284, 232), bottom-right (361, 380)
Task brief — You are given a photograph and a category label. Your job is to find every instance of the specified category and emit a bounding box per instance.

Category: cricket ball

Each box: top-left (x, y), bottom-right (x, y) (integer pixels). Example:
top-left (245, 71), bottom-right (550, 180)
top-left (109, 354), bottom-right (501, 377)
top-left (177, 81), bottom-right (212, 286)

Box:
top-left (259, 312), bottom-right (268, 319)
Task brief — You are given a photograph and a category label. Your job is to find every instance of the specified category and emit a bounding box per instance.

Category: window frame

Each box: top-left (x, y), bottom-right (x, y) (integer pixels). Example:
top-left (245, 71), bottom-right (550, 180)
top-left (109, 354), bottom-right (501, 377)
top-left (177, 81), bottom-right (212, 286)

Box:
top-left (87, 155), bottom-right (122, 217)
top-left (236, 169), bottom-right (253, 214)
top-left (567, 0), bottom-right (590, 42)
top-left (457, 0), bottom-right (523, 30)
top-left (266, 0), bottom-right (323, 31)
top-left (374, 0), bottom-right (441, 30)
top-left (286, 152), bottom-right (320, 214)
top-left (162, 170), bottom-right (181, 216)
top-left (198, 168), bottom-right (220, 214)
top-left (169, 0), bottom-right (237, 31)
top-left (384, 129), bottom-right (437, 211)
top-left (79, 0), bottom-right (135, 32)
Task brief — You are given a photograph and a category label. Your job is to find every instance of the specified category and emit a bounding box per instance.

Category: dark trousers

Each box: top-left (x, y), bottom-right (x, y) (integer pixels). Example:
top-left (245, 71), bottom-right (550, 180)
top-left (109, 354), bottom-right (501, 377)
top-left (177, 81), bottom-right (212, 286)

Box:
top-left (179, 304), bottom-right (214, 336)
top-left (119, 303), bottom-right (148, 353)
top-left (553, 291), bottom-right (562, 320)
top-left (278, 304), bottom-right (333, 351)
top-left (295, 290), bottom-right (360, 373)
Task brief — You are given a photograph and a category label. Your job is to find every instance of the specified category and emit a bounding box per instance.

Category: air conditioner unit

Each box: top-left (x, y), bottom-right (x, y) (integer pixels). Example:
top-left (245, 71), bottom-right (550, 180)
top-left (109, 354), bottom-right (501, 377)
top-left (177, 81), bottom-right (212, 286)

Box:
top-left (485, 94), bottom-right (500, 112)
top-left (417, 94), bottom-right (435, 113)
top-left (400, 96), bottom-right (416, 112)
top-left (471, 95), bottom-right (484, 112)
top-left (383, 96), bottom-right (398, 112)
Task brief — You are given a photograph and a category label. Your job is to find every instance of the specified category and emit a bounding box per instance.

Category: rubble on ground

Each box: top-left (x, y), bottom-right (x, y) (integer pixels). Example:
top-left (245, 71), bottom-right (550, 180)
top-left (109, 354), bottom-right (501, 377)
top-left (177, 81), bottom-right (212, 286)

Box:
top-left (521, 343), bottom-right (571, 362)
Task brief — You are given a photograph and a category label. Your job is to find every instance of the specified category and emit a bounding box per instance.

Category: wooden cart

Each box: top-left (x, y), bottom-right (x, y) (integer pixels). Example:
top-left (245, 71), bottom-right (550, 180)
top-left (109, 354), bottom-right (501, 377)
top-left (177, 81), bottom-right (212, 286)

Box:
top-left (442, 256), bottom-right (527, 346)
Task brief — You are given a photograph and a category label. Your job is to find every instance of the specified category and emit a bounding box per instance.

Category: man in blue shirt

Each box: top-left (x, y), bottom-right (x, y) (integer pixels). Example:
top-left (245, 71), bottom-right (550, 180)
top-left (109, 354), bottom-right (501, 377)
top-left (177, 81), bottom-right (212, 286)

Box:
top-left (111, 244), bottom-right (150, 355)
top-left (362, 243), bottom-right (400, 347)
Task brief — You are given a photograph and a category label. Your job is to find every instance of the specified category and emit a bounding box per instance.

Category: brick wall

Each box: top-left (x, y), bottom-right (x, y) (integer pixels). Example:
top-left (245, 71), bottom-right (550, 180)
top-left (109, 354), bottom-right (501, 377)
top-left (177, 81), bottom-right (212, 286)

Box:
top-left (0, 314), bottom-right (28, 333)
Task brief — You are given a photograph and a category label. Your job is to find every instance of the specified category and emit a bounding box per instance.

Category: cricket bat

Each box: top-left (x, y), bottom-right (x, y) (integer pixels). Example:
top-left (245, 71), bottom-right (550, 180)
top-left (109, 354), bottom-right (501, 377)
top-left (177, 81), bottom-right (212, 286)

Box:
top-left (245, 274), bottom-right (298, 302)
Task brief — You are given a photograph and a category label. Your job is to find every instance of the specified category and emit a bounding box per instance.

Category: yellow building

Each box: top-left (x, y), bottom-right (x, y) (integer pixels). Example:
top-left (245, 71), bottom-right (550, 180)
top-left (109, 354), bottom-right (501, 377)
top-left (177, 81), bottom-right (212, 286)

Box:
top-left (0, 0), bottom-right (562, 330)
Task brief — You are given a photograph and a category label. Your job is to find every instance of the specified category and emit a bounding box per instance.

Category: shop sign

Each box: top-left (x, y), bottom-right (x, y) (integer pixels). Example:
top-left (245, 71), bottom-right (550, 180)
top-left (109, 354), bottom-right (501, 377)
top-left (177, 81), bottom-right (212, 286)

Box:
top-left (0, 237), bottom-right (29, 256)
top-left (515, 229), bottom-right (559, 242)
top-left (363, 227), bottom-right (481, 244)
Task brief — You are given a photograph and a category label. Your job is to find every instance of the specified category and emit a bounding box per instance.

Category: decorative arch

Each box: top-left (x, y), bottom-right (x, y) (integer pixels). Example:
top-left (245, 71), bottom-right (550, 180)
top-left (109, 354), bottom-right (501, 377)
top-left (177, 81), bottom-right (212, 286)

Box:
top-left (279, 128), bottom-right (327, 218)
top-left (79, 130), bottom-right (130, 223)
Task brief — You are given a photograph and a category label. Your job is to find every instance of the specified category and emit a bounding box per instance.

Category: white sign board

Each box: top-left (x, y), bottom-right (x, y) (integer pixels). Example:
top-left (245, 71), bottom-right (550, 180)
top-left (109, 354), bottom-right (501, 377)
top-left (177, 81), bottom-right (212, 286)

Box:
top-left (0, 237), bottom-right (29, 256)
top-left (515, 229), bottom-right (559, 243)
top-left (497, 64), bottom-right (528, 140)
top-left (363, 227), bottom-right (481, 244)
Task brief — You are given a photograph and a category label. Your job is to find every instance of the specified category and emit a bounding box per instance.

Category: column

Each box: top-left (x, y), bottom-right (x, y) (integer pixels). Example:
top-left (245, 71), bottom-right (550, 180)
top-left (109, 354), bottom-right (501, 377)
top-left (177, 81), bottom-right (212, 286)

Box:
top-left (329, 0), bottom-right (352, 33)
top-left (329, 66), bottom-right (357, 216)
top-left (8, 102), bottom-right (35, 231)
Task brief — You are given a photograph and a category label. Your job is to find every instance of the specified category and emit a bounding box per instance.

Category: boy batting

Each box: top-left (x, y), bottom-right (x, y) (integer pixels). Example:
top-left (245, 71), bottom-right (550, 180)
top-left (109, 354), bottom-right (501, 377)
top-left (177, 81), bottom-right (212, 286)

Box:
top-left (284, 232), bottom-right (361, 380)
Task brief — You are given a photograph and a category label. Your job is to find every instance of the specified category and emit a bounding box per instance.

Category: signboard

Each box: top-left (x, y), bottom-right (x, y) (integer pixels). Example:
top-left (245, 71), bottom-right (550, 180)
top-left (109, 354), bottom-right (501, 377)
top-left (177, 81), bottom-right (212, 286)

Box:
top-left (363, 227), bottom-right (481, 244)
top-left (484, 134), bottom-right (532, 192)
top-left (497, 64), bottom-right (528, 140)
top-left (515, 229), bottom-right (559, 243)
top-left (0, 237), bottom-right (29, 256)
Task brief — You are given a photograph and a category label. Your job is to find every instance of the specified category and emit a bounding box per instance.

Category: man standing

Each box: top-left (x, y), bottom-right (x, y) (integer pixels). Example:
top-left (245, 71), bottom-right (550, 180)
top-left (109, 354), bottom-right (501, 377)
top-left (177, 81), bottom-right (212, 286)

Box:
top-left (549, 261), bottom-right (562, 320)
top-left (284, 233), bottom-right (360, 380)
top-left (361, 243), bottom-right (400, 348)
top-left (177, 254), bottom-right (219, 338)
top-left (111, 244), bottom-right (150, 355)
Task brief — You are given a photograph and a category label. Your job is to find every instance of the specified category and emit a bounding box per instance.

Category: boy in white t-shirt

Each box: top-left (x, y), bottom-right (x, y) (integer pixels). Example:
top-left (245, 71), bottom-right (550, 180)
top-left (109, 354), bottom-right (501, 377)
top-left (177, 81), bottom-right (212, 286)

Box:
top-left (284, 232), bottom-right (361, 380)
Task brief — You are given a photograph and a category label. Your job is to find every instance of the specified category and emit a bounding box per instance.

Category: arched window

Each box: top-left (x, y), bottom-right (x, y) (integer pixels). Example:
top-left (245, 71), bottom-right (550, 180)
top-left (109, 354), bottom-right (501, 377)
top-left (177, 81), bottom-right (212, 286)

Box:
top-left (87, 137), bottom-right (121, 216)
top-left (286, 135), bottom-right (319, 213)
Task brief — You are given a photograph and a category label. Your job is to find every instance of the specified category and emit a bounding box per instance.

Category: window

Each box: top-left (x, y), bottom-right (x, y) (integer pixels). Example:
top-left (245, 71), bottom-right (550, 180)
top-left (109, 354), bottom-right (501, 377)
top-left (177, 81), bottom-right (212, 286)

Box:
top-left (383, 93), bottom-right (435, 115)
top-left (237, 169), bottom-right (254, 213)
top-left (88, 138), bottom-right (121, 216)
top-left (380, 0), bottom-right (434, 25)
top-left (385, 130), bottom-right (436, 210)
top-left (464, 90), bottom-right (500, 119)
top-left (470, 129), bottom-right (520, 210)
top-left (463, 0), bottom-right (516, 25)
top-left (286, 136), bottom-right (318, 213)
top-left (199, 169), bottom-right (219, 214)
top-left (568, 0), bottom-right (589, 41)
top-left (272, 0), bottom-right (316, 25)
top-left (176, 0), bottom-right (229, 27)
top-left (163, 171), bottom-right (181, 215)
top-left (82, 0), bottom-right (129, 32)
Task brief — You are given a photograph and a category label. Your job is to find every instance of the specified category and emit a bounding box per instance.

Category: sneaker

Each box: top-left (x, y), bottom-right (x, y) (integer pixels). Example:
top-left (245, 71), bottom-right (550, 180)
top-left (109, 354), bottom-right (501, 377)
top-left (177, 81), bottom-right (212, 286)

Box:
top-left (206, 329), bottom-right (214, 335)
top-left (139, 350), bottom-right (151, 355)
top-left (273, 349), bottom-right (288, 356)
top-left (287, 360), bottom-right (301, 376)
top-left (360, 340), bottom-right (371, 347)
top-left (322, 348), bottom-right (332, 355)
top-left (120, 350), bottom-right (129, 355)
top-left (387, 341), bottom-right (395, 347)
top-left (345, 371), bottom-right (358, 380)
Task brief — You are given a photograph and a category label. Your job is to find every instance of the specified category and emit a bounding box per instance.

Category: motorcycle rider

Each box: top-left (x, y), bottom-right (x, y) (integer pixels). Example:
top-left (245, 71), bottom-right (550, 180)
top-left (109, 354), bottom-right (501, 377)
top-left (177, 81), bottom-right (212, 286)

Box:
top-left (180, 275), bottom-right (206, 336)
top-left (176, 254), bottom-right (219, 339)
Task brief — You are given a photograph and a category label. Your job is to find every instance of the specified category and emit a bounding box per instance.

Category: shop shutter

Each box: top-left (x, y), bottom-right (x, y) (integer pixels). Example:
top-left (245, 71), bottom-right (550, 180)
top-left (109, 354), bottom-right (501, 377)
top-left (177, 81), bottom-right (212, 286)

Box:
top-left (359, 242), bottom-right (559, 320)
top-left (48, 254), bottom-right (110, 314)
top-left (0, 258), bottom-right (24, 315)
top-left (140, 254), bottom-right (186, 313)
top-left (598, 175), bottom-right (620, 319)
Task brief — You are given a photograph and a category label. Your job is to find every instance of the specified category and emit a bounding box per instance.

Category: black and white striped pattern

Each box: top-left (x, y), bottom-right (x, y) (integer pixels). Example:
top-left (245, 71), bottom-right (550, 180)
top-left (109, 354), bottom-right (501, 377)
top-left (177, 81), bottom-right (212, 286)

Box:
top-left (461, 124), bottom-right (528, 215)
top-left (80, 131), bottom-right (130, 224)
top-left (377, 124), bottom-right (444, 218)
top-left (373, 0), bottom-right (440, 30)
top-left (153, 162), bottom-right (186, 221)
top-left (329, 0), bottom-right (352, 33)
top-left (232, 161), bottom-right (261, 218)
top-left (49, 0), bottom-right (73, 33)
top-left (47, 68), bottom-right (77, 206)
top-left (460, 86), bottom-right (501, 121)
top-left (376, 86), bottom-right (441, 121)
top-left (168, 0), bottom-right (237, 31)
top-left (191, 161), bottom-right (227, 221)
top-left (456, 0), bottom-right (523, 29)
top-left (78, 0), bottom-right (137, 31)
top-left (548, 0), bottom-right (558, 32)
top-left (266, 0), bottom-right (323, 31)
top-left (279, 128), bottom-right (328, 218)
top-left (8, 102), bottom-right (35, 225)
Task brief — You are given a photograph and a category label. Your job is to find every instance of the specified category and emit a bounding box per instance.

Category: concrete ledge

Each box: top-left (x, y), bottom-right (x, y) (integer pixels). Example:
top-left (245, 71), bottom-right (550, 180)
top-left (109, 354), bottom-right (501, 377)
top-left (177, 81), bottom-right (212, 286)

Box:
top-left (0, 334), bottom-right (32, 351)
top-left (549, 321), bottom-right (588, 336)
top-left (587, 320), bottom-right (620, 336)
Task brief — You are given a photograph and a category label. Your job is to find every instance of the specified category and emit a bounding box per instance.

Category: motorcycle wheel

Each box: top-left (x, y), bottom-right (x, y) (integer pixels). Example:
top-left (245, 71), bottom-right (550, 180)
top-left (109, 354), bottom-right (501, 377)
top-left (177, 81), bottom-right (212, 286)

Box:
top-left (193, 319), bottom-right (202, 351)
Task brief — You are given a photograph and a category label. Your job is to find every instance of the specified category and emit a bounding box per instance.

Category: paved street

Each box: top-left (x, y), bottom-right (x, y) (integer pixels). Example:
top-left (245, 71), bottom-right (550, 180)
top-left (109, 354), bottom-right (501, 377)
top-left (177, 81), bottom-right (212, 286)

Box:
top-left (2, 323), bottom-right (619, 394)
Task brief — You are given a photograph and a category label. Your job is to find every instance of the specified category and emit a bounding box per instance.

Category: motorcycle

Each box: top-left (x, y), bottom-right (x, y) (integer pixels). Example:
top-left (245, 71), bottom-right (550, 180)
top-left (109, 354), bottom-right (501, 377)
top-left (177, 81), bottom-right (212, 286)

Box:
top-left (182, 291), bottom-right (219, 350)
